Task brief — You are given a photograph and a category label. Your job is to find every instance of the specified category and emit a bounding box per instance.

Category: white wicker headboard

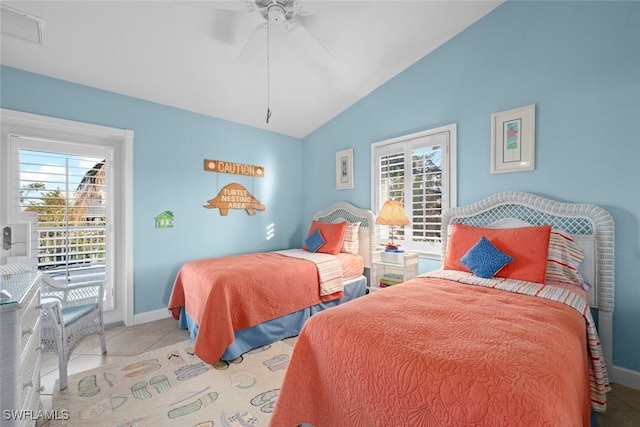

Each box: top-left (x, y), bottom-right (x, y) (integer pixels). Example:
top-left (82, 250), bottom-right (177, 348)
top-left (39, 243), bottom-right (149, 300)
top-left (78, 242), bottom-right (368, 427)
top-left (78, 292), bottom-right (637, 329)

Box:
top-left (313, 202), bottom-right (377, 269)
top-left (441, 191), bottom-right (615, 368)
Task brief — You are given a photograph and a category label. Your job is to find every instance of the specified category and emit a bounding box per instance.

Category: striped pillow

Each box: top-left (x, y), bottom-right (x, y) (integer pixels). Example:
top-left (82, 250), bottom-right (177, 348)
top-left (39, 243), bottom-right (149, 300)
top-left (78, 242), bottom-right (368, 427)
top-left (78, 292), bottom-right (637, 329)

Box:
top-left (546, 229), bottom-right (584, 285)
top-left (339, 222), bottom-right (361, 255)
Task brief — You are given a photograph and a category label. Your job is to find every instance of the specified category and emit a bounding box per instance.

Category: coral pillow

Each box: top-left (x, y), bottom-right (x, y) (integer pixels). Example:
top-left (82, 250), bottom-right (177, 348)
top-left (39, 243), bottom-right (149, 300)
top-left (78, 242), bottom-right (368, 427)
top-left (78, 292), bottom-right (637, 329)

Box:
top-left (445, 223), bottom-right (552, 283)
top-left (303, 220), bottom-right (347, 255)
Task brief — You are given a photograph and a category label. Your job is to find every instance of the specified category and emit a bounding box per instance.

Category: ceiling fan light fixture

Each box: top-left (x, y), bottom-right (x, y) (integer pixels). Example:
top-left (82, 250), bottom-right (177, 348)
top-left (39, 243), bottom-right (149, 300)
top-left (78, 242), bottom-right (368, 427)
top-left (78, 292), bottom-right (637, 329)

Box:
top-left (267, 5), bottom-right (286, 23)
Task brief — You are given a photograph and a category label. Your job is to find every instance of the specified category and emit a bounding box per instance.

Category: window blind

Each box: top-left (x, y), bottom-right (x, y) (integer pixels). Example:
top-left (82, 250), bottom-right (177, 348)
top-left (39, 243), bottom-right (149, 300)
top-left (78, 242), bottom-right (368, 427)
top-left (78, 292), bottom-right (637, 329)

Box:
top-left (19, 149), bottom-right (107, 285)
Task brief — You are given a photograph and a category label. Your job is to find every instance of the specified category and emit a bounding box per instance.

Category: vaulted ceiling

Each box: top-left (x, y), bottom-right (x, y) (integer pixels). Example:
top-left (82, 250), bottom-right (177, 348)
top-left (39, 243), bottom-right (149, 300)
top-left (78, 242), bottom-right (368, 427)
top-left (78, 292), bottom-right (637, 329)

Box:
top-left (1, 1), bottom-right (503, 138)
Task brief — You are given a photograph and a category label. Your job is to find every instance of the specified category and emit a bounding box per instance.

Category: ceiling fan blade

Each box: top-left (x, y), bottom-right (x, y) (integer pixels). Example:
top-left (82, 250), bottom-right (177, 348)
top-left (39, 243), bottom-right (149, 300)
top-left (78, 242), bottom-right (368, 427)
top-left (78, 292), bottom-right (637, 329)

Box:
top-left (293, 13), bottom-right (322, 34)
top-left (287, 22), bottom-right (333, 61)
top-left (237, 22), bottom-right (268, 63)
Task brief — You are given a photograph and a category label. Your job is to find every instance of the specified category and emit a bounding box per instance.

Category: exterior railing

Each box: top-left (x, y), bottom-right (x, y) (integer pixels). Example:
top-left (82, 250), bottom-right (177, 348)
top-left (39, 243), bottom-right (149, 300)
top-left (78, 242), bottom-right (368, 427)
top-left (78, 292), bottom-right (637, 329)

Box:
top-left (37, 225), bottom-right (106, 284)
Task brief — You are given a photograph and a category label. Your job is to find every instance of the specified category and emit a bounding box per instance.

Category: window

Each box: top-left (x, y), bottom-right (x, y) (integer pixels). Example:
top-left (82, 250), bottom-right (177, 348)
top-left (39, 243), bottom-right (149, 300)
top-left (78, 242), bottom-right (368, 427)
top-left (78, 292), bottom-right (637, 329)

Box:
top-left (371, 124), bottom-right (456, 258)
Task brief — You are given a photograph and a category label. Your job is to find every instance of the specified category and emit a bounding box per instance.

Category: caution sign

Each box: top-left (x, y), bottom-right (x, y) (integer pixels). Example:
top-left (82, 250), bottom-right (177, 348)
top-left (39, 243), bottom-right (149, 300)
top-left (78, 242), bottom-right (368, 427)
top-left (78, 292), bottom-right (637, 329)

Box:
top-left (204, 159), bottom-right (264, 178)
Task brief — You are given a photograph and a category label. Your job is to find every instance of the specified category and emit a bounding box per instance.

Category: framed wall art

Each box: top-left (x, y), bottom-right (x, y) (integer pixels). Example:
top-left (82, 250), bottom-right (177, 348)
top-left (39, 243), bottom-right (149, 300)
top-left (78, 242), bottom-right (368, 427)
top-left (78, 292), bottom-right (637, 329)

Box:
top-left (491, 104), bottom-right (536, 174)
top-left (336, 148), bottom-right (354, 190)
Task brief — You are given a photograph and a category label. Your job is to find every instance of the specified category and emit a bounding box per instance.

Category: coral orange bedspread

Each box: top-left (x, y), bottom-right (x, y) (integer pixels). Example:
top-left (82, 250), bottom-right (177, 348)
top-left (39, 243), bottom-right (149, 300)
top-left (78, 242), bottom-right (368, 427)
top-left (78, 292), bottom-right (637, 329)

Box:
top-left (270, 277), bottom-right (598, 427)
top-left (168, 252), bottom-right (341, 364)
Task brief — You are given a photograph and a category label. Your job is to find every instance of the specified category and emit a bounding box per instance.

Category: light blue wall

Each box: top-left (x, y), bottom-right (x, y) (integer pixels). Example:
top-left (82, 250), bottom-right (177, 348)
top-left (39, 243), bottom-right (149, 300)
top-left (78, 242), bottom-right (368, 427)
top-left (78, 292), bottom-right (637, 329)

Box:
top-left (302, 1), bottom-right (640, 371)
top-left (0, 66), bottom-right (304, 314)
top-left (2, 0), bottom-right (638, 373)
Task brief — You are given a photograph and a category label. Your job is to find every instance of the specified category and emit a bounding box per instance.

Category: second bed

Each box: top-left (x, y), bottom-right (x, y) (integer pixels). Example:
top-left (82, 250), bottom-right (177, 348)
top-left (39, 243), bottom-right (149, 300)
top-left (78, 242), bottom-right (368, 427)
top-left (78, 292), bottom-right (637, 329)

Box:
top-left (168, 201), bottom-right (376, 363)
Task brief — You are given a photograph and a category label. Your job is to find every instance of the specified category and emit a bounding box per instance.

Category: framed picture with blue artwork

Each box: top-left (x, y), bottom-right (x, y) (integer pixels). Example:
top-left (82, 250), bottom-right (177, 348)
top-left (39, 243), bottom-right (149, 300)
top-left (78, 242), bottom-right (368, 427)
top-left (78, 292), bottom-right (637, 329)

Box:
top-left (336, 148), bottom-right (354, 189)
top-left (491, 104), bottom-right (535, 174)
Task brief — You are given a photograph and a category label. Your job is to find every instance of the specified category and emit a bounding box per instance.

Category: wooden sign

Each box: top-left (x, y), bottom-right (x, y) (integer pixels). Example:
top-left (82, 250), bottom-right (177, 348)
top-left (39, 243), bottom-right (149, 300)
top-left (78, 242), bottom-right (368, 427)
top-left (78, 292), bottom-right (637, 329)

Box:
top-left (204, 159), bottom-right (264, 178)
top-left (204, 183), bottom-right (266, 216)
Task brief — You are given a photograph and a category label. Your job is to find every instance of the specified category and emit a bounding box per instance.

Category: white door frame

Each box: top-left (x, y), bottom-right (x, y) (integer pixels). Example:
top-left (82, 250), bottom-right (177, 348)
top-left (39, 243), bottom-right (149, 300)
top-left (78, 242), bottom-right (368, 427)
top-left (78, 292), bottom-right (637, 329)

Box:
top-left (0, 108), bottom-right (134, 326)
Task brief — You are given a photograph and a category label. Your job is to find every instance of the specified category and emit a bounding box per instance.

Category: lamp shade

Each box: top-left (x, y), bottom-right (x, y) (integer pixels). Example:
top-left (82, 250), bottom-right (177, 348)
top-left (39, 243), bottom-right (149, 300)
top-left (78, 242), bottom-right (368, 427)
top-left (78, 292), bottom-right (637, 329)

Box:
top-left (375, 200), bottom-right (410, 226)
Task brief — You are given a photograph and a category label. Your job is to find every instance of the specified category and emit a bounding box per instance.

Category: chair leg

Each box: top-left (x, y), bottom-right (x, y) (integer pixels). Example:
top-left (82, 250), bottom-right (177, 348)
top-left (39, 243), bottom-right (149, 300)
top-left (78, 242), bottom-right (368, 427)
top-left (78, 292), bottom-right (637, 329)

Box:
top-left (56, 330), bottom-right (69, 391)
top-left (99, 328), bottom-right (107, 354)
top-left (58, 353), bottom-right (68, 391)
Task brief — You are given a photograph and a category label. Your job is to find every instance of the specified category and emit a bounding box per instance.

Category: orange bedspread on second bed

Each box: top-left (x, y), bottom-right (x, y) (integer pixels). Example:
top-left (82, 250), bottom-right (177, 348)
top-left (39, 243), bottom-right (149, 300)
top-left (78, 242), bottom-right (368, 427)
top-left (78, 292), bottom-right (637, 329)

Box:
top-left (270, 277), bottom-right (592, 427)
top-left (168, 252), bottom-right (342, 364)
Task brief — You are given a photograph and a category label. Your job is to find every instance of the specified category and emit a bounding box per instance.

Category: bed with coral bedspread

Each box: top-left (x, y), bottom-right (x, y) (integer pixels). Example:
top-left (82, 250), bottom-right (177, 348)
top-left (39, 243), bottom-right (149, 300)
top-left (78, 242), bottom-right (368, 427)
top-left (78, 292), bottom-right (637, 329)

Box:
top-left (168, 202), bottom-right (376, 364)
top-left (270, 192), bottom-right (614, 426)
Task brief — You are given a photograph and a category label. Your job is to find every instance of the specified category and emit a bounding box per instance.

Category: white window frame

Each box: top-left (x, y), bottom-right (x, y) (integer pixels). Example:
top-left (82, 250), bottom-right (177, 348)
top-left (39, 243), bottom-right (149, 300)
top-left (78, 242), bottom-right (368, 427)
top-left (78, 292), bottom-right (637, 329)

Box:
top-left (371, 123), bottom-right (457, 259)
top-left (0, 109), bottom-right (134, 326)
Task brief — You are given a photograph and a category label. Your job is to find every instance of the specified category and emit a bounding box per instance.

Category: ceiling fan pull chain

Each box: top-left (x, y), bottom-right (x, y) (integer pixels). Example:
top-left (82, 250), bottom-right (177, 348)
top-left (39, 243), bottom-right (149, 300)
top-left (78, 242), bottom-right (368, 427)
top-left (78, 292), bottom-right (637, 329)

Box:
top-left (266, 22), bottom-right (272, 124)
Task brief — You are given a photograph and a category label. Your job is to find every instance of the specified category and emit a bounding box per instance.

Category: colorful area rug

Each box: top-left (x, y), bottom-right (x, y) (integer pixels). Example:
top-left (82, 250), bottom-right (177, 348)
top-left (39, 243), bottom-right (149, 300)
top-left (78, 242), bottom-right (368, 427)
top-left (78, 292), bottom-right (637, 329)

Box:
top-left (52, 340), bottom-right (292, 427)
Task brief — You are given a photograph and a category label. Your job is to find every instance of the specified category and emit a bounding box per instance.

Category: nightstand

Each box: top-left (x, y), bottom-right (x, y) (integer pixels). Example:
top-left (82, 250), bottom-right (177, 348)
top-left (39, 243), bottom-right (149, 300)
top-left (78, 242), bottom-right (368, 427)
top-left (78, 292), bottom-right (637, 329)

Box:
top-left (369, 250), bottom-right (419, 292)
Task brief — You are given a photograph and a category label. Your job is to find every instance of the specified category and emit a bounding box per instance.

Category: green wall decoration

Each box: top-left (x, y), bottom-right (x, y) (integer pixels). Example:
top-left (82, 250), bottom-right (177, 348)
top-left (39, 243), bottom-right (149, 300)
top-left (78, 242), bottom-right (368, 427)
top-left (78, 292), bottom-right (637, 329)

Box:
top-left (155, 211), bottom-right (174, 229)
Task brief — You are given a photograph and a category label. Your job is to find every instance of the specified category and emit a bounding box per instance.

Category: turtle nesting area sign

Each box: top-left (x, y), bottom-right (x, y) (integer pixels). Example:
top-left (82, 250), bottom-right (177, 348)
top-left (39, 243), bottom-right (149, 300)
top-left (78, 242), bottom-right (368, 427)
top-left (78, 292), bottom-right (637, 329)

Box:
top-left (204, 183), bottom-right (265, 216)
top-left (204, 159), bottom-right (266, 216)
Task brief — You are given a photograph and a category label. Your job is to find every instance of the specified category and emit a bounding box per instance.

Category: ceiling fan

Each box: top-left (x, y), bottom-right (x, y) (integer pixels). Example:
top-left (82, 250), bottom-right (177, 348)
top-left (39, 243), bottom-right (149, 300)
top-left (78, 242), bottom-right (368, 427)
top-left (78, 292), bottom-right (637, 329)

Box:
top-left (210, 0), bottom-right (333, 123)
top-left (213, 0), bottom-right (333, 62)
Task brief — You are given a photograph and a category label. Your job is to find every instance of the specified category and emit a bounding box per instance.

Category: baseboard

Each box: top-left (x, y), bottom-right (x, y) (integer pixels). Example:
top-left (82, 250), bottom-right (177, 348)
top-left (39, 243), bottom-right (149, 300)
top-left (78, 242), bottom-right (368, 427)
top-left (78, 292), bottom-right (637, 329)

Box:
top-left (610, 364), bottom-right (640, 390)
top-left (133, 308), bottom-right (172, 325)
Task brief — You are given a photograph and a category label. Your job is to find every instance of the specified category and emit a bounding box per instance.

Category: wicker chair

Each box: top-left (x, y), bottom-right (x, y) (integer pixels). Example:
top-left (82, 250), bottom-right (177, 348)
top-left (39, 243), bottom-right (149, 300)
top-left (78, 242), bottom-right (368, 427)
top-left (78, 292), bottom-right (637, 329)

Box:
top-left (40, 273), bottom-right (107, 390)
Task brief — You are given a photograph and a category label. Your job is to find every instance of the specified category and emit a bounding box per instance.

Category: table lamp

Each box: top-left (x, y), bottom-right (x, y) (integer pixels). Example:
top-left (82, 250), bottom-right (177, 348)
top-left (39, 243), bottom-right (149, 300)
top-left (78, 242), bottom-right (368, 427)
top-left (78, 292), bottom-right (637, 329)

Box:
top-left (375, 200), bottom-right (410, 251)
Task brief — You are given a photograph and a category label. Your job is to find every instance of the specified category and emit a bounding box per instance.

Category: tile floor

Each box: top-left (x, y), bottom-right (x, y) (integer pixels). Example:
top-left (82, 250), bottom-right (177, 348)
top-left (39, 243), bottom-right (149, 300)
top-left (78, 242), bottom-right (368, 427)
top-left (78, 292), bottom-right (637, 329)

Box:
top-left (38, 317), bottom-right (640, 427)
top-left (38, 317), bottom-right (191, 426)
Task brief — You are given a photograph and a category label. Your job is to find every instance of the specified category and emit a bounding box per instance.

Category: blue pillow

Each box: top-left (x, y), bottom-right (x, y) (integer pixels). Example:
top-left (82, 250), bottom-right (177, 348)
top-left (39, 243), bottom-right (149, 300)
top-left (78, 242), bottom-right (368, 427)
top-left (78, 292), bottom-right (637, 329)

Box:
top-left (459, 236), bottom-right (513, 279)
top-left (305, 228), bottom-right (325, 253)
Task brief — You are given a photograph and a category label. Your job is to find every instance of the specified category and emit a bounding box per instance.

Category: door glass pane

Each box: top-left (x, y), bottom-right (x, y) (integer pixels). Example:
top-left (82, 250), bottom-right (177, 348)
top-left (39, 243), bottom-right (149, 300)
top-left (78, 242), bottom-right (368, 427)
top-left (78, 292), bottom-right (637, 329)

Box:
top-left (411, 145), bottom-right (443, 244)
top-left (19, 149), bottom-right (107, 288)
top-left (378, 151), bottom-right (405, 243)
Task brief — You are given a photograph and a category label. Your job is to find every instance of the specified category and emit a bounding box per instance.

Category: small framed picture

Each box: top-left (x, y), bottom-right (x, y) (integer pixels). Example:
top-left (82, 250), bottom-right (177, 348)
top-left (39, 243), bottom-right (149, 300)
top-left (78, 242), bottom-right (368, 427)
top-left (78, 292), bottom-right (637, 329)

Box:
top-left (336, 148), bottom-right (354, 190)
top-left (491, 104), bottom-right (536, 174)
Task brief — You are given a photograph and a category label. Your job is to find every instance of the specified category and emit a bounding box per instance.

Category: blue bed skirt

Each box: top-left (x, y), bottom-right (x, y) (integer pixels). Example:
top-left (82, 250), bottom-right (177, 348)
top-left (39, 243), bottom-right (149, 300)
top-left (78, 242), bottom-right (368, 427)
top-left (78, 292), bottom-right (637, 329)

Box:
top-left (177, 275), bottom-right (367, 360)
